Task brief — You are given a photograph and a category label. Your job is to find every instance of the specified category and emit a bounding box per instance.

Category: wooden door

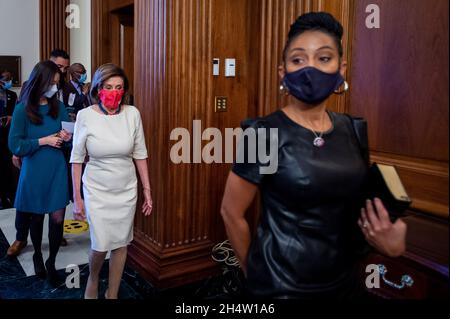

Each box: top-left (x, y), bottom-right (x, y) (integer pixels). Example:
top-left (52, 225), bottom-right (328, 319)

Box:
top-left (91, 0), bottom-right (134, 96)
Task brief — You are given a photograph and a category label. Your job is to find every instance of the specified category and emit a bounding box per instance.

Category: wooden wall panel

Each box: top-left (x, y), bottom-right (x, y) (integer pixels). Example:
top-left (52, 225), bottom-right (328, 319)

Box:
top-left (129, 0), bottom-right (273, 288)
top-left (91, 0), bottom-right (133, 72)
top-left (129, 0), bottom-right (222, 288)
top-left (96, 0), bottom-right (448, 291)
top-left (128, 0), bottom-right (359, 289)
top-left (208, 0), bottom-right (263, 241)
top-left (350, 0), bottom-right (449, 218)
top-left (133, 0), bottom-right (167, 249)
top-left (123, 0), bottom-right (448, 292)
top-left (91, 0), bottom-right (110, 72)
top-left (39, 0), bottom-right (70, 60)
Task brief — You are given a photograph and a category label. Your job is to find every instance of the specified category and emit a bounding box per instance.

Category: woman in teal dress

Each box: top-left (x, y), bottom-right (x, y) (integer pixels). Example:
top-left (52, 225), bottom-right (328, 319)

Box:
top-left (8, 60), bottom-right (72, 287)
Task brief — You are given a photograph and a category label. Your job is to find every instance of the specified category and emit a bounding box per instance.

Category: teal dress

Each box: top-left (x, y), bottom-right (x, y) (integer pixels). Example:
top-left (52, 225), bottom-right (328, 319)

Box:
top-left (8, 102), bottom-right (70, 213)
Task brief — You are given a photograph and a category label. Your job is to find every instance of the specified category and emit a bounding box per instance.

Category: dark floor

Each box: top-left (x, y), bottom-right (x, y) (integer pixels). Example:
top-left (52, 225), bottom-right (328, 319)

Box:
top-left (0, 228), bottom-right (241, 300)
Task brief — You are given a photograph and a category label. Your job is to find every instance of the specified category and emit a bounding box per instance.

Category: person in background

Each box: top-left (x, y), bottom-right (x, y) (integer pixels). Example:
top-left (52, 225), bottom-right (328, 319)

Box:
top-left (0, 70), bottom-right (18, 209)
top-left (20, 49), bottom-right (70, 99)
top-left (61, 63), bottom-right (90, 212)
top-left (8, 61), bottom-right (72, 287)
top-left (62, 63), bottom-right (90, 122)
top-left (49, 49), bottom-right (70, 101)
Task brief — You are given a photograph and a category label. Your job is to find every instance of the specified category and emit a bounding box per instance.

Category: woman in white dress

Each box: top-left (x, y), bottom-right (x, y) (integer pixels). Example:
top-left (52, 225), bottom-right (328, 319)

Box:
top-left (70, 63), bottom-right (153, 299)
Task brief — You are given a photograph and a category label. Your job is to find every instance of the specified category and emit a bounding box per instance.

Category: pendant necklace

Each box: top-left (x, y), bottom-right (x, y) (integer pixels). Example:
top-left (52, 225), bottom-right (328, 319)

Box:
top-left (305, 111), bottom-right (327, 148)
top-left (312, 132), bottom-right (326, 148)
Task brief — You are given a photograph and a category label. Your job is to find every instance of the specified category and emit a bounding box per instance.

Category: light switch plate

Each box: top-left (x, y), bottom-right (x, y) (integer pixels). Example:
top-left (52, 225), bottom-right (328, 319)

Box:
top-left (215, 96), bottom-right (228, 112)
top-left (213, 58), bottom-right (220, 76)
top-left (225, 59), bottom-right (236, 77)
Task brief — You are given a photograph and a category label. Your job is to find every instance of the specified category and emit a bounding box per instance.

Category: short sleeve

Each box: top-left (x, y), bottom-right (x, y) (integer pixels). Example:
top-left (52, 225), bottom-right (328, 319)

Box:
top-left (232, 118), bottom-right (273, 185)
top-left (132, 108), bottom-right (148, 160)
top-left (70, 111), bottom-right (88, 163)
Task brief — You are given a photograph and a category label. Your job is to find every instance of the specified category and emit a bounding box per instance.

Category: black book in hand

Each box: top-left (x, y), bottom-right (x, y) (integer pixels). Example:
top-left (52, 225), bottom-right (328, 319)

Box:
top-left (367, 163), bottom-right (412, 221)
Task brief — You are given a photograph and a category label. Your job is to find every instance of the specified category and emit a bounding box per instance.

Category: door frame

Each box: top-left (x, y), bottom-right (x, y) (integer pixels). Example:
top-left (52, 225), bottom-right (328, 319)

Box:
top-left (91, 0), bottom-right (134, 74)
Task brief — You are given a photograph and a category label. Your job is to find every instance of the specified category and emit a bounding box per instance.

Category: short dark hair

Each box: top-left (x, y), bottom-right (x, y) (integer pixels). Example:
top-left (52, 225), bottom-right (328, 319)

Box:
top-left (68, 63), bottom-right (86, 78)
top-left (0, 70), bottom-right (11, 80)
top-left (50, 49), bottom-right (70, 60)
top-left (283, 12), bottom-right (344, 61)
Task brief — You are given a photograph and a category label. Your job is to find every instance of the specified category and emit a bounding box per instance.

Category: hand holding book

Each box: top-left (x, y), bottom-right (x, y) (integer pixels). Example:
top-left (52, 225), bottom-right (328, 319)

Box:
top-left (358, 198), bottom-right (408, 257)
top-left (348, 115), bottom-right (411, 257)
top-left (366, 163), bottom-right (412, 221)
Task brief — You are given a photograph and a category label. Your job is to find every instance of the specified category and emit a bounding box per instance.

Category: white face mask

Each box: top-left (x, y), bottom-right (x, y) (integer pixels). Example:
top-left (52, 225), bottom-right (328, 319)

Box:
top-left (44, 84), bottom-right (58, 98)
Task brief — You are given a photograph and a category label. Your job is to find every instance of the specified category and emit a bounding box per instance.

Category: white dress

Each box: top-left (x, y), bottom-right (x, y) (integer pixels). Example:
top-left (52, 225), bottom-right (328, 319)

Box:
top-left (70, 105), bottom-right (148, 252)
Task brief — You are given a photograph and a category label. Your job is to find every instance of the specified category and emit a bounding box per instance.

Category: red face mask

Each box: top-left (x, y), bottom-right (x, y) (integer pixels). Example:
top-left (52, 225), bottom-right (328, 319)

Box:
top-left (98, 89), bottom-right (125, 110)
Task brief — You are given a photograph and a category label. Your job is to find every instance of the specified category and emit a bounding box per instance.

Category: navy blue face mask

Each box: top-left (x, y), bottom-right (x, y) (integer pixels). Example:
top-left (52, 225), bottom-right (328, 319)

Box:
top-left (282, 66), bottom-right (344, 105)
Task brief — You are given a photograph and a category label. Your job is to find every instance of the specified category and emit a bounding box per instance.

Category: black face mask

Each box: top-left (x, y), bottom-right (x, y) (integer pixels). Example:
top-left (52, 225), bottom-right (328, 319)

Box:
top-left (282, 66), bottom-right (344, 105)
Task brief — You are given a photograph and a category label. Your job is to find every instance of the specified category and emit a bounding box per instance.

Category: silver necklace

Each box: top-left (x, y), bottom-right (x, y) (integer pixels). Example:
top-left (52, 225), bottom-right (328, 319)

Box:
top-left (310, 131), bottom-right (325, 147)
top-left (305, 112), bottom-right (327, 148)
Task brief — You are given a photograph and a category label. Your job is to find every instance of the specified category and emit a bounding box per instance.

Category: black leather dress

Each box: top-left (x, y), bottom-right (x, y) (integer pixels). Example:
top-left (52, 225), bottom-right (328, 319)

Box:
top-left (232, 110), bottom-right (370, 299)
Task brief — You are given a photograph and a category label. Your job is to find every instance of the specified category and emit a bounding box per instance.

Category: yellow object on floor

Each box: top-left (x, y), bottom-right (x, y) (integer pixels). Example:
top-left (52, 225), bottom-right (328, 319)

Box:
top-left (64, 220), bottom-right (89, 234)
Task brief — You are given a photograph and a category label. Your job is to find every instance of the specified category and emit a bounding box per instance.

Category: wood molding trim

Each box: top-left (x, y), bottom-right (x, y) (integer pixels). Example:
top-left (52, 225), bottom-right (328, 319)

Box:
top-left (129, 0), bottom-right (222, 288)
top-left (371, 152), bottom-right (449, 218)
top-left (127, 231), bottom-right (220, 289)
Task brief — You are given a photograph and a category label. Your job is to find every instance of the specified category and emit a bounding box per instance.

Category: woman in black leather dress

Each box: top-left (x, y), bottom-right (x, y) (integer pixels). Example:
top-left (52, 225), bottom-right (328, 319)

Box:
top-left (220, 12), bottom-right (407, 299)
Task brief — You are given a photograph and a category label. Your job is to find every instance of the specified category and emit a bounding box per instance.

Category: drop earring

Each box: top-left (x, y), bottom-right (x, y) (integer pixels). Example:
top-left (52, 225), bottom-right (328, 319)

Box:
top-left (334, 81), bottom-right (349, 95)
top-left (279, 82), bottom-right (290, 96)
